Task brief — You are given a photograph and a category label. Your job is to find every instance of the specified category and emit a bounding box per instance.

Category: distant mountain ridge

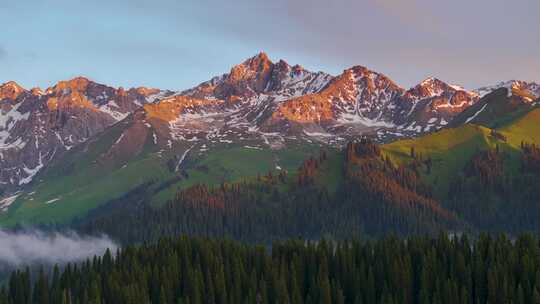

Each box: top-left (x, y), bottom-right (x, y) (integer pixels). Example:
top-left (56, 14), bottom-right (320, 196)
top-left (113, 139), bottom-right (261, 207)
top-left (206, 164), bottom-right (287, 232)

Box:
top-left (0, 77), bottom-right (166, 190)
top-left (0, 52), bottom-right (538, 193)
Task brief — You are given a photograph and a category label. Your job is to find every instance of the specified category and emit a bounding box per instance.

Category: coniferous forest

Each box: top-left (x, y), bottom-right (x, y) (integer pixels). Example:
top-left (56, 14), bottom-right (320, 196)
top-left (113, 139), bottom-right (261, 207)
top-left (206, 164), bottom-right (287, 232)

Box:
top-left (72, 139), bottom-right (540, 245)
top-left (74, 139), bottom-right (458, 245)
top-left (3, 3), bottom-right (540, 302)
top-left (3, 139), bottom-right (540, 303)
top-left (4, 234), bottom-right (540, 304)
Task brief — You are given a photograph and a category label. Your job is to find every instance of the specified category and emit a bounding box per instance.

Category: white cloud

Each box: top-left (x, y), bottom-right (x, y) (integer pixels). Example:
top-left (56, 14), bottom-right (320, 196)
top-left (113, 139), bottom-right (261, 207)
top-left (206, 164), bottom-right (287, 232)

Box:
top-left (0, 229), bottom-right (118, 266)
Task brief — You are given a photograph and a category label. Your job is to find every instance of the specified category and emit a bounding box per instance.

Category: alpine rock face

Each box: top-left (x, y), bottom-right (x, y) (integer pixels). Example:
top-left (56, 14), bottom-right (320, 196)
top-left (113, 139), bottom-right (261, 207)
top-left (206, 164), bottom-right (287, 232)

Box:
top-left (0, 78), bottom-right (166, 189)
top-left (450, 82), bottom-right (540, 127)
top-left (124, 53), bottom-right (481, 152)
top-left (0, 52), bottom-right (536, 193)
top-left (475, 80), bottom-right (540, 101)
top-left (393, 77), bottom-right (479, 135)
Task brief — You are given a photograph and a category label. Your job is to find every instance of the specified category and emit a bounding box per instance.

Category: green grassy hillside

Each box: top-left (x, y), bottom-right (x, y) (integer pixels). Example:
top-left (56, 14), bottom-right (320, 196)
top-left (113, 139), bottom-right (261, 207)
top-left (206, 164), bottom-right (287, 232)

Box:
top-left (2, 97), bottom-right (539, 227)
top-left (383, 103), bottom-right (540, 196)
top-left (382, 125), bottom-right (498, 195)
top-left (499, 107), bottom-right (540, 147)
top-left (1, 122), bottom-right (322, 226)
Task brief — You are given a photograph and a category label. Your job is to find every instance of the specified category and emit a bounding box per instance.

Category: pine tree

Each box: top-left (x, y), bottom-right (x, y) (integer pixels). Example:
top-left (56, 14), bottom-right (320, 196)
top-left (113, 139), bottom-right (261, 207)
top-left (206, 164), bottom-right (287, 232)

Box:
top-left (33, 268), bottom-right (50, 304)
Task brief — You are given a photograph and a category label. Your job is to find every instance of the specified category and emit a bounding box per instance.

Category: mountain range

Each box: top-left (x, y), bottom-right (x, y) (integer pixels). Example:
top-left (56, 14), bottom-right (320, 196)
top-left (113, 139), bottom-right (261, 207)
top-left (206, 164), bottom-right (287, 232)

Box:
top-left (0, 52), bottom-right (539, 226)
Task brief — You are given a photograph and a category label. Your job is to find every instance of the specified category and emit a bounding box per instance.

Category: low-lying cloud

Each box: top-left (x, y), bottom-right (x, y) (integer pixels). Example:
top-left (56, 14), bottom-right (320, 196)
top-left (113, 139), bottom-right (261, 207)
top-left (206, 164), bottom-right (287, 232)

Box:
top-left (0, 229), bottom-right (118, 266)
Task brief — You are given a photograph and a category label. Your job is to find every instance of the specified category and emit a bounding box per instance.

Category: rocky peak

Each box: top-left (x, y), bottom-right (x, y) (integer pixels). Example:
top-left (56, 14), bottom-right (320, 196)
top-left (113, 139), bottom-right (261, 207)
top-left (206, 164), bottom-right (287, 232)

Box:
top-left (349, 66), bottom-right (403, 92)
top-left (507, 80), bottom-right (540, 99)
top-left (45, 77), bottom-right (121, 110)
top-left (291, 64), bottom-right (305, 76)
top-left (348, 65), bottom-right (372, 75)
top-left (221, 52), bottom-right (274, 96)
top-left (50, 77), bottom-right (92, 94)
top-left (407, 77), bottom-right (454, 100)
top-left (393, 78), bottom-right (480, 133)
top-left (130, 87), bottom-right (161, 97)
top-left (265, 60), bottom-right (330, 96)
top-left (0, 81), bottom-right (26, 101)
top-left (274, 59), bottom-right (290, 71)
top-left (267, 65), bottom-right (405, 127)
top-left (505, 80), bottom-right (538, 91)
top-left (266, 60), bottom-right (293, 92)
top-left (244, 52), bottom-right (272, 71)
top-left (30, 87), bottom-right (44, 96)
top-left (319, 65), bottom-right (403, 106)
top-left (475, 80), bottom-right (540, 100)
top-left (228, 52), bottom-right (272, 81)
top-left (404, 77), bottom-right (479, 107)
top-left (184, 53), bottom-right (332, 102)
top-left (117, 87), bottom-right (127, 97)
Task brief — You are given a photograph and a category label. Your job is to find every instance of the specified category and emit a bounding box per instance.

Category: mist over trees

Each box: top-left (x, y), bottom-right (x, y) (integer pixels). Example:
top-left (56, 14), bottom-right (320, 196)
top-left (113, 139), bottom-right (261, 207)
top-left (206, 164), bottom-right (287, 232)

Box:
top-left (4, 234), bottom-right (540, 304)
top-left (2, 140), bottom-right (540, 303)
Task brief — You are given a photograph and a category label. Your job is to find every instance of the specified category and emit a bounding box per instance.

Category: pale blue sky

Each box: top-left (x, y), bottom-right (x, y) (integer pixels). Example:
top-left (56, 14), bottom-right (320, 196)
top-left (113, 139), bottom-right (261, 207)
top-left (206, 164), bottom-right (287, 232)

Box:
top-left (1, 0), bottom-right (538, 91)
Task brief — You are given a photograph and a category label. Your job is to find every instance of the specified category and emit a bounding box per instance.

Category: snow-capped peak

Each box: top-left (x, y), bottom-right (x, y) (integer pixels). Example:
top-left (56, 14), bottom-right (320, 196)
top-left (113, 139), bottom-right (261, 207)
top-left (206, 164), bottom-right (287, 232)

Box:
top-left (420, 77), bottom-right (438, 86)
top-left (474, 80), bottom-right (540, 99)
top-left (418, 77), bottom-right (458, 90)
top-left (30, 87), bottom-right (44, 96)
top-left (406, 77), bottom-right (475, 101)
top-left (407, 77), bottom-right (451, 100)
top-left (449, 84), bottom-right (466, 91)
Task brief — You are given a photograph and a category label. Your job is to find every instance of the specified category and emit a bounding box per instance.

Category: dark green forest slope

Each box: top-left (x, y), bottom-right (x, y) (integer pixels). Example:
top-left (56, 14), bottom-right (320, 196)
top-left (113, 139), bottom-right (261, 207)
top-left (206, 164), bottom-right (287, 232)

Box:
top-left (75, 139), bottom-right (460, 244)
top-left (4, 234), bottom-right (540, 304)
top-left (75, 132), bottom-right (540, 244)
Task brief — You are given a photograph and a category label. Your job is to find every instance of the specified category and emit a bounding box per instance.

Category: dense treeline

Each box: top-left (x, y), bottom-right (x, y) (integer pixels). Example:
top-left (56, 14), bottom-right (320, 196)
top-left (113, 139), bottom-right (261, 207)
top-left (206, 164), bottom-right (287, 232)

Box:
top-left (76, 139), bottom-right (455, 245)
top-left (448, 143), bottom-right (540, 233)
top-left (345, 140), bottom-right (452, 222)
top-left (70, 139), bottom-right (540, 245)
top-left (4, 234), bottom-right (540, 304)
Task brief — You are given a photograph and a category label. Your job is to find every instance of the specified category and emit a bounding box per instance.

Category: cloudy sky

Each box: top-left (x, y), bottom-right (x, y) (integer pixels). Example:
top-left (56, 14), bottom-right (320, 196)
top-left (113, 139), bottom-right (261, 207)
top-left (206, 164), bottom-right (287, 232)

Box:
top-left (0, 0), bottom-right (538, 90)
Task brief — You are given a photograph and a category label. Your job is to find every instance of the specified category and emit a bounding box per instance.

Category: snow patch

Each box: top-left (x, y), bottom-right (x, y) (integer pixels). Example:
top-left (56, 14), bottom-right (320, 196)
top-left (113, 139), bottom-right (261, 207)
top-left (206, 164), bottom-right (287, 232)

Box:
top-left (99, 102), bottom-right (129, 121)
top-left (0, 193), bottom-right (20, 212)
top-left (244, 145), bottom-right (262, 150)
top-left (45, 198), bottom-right (61, 204)
top-left (465, 103), bottom-right (488, 123)
top-left (304, 130), bottom-right (333, 137)
top-left (435, 100), bottom-right (469, 109)
top-left (175, 145), bottom-right (195, 172)
top-left (0, 102), bottom-right (30, 150)
top-left (449, 84), bottom-right (465, 91)
top-left (339, 113), bottom-right (395, 128)
top-left (114, 133), bottom-right (125, 145)
top-left (19, 152), bottom-right (44, 185)
top-left (474, 80), bottom-right (540, 99)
